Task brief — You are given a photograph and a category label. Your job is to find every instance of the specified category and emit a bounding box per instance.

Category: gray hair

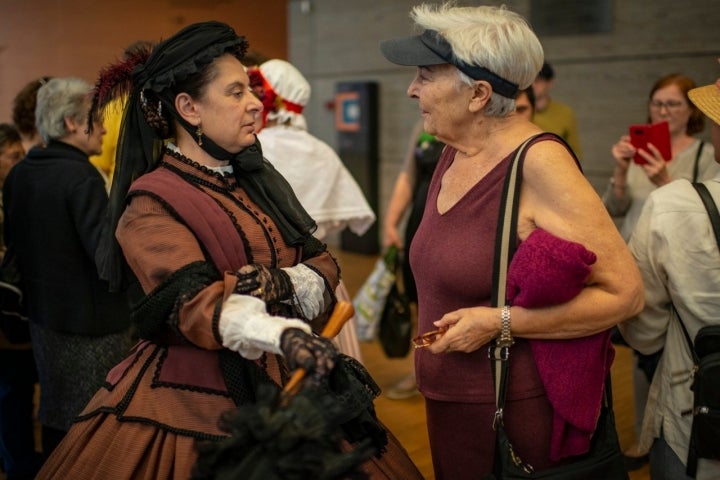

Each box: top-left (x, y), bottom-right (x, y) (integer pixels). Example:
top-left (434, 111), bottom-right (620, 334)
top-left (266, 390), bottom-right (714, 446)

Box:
top-left (35, 78), bottom-right (92, 143)
top-left (412, 3), bottom-right (544, 117)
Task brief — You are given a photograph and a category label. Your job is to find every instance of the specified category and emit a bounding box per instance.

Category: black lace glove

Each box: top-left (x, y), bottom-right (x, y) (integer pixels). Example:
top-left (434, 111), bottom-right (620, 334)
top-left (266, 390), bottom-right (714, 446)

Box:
top-left (235, 264), bottom-right (293, 304)
top-left (280, 328), bottom-right (338, 380)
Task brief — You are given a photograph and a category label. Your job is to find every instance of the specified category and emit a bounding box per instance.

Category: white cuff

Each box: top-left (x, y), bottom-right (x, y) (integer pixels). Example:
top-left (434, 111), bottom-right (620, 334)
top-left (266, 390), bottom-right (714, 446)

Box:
top-left (282, 263), bottom-right (327, 319)
top-left (218, 294), bottom-right (311, 359)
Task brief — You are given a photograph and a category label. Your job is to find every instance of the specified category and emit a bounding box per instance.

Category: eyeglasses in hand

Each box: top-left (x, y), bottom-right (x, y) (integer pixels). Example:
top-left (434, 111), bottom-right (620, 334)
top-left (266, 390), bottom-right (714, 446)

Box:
top-left (412, 327), bottom-right (448, 349)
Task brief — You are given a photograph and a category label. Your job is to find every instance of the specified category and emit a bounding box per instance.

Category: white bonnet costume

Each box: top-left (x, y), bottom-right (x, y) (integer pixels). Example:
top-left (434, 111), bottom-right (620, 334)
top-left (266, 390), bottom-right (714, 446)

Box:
top-left (254, 59), bottom-right (376, 361)
top-left (257, 59), bottom-right (310, 130)
top-left (255, 59), bottom-right (376, 240)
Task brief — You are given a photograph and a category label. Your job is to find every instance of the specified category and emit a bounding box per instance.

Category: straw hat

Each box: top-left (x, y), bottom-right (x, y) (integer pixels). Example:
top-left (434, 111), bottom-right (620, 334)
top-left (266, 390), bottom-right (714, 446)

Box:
top-left (689, 79), bottom-right (720, 126)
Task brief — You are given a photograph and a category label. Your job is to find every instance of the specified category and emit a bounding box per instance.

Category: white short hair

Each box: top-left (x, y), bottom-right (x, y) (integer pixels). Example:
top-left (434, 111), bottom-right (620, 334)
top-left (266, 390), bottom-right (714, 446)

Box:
top-left (412, 3), bottom-right (544, 117)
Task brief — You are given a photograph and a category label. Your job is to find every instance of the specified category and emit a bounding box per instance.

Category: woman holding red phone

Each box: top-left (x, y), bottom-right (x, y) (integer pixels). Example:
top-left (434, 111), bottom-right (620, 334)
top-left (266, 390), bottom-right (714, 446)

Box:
top-left (604, 73), bottom-right (717, 242)
top-left (603, 73), bottom-right (718, 471)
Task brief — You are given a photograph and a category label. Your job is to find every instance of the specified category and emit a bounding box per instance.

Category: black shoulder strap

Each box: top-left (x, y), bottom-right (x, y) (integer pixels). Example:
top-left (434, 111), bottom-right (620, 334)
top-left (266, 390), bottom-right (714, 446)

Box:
top-left (693, 181), bottom-right (720, 250)
top-left (544, 132), bottom-right (583, 173)
top-left (488, 134), bottom-right (615, 471)
top-left (491, 134), bottom-right (543, 307)
top-left (490, 132), bottom-right (580, 307)
top-left (684, 179), bottom-right (715, 478)
top-left (489, 135), bottom-right (537, 416)
top-left (676, 181), bottom-right (720, 358)
top-left (692, 141), bottom-right (705, 184)
top-left (674, 304), bottom-right (697, 364)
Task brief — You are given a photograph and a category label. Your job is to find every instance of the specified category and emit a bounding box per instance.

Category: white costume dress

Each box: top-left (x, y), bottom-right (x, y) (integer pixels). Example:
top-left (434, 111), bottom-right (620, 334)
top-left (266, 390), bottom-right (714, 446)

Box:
top-left (255, 59), bottom-right (377, 362)
top-left (258, 125), bottom-right (375, 240)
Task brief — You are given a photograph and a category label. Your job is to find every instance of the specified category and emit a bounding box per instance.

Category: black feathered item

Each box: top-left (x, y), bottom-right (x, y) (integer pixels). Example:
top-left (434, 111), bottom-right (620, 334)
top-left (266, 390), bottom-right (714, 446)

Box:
top-left (87, 46), bottom-right (152, 131)
top-left (191, 302), bottom-right (386, 480)
top-left (192, 382), bottom-right (376, 480)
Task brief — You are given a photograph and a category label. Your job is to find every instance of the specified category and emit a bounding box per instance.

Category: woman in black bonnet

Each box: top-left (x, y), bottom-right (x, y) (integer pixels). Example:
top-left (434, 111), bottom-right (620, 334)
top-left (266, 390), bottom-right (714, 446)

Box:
top-left (37, 21), bottom-right (422, 480)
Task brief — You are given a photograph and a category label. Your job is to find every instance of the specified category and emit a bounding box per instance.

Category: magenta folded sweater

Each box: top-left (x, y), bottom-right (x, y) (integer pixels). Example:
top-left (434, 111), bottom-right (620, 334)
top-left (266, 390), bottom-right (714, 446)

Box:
top-left (507, 228), bottom-right (613, 461)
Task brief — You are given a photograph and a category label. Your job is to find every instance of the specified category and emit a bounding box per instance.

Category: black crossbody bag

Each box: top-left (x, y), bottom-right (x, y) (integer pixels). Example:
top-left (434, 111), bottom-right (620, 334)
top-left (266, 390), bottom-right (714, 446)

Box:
top-left (483, 136), bottom-right (627, 479)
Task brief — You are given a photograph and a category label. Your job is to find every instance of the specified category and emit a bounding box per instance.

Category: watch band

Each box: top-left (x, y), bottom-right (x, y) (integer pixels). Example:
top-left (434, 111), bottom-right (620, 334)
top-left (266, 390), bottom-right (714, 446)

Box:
top-left (497, 305), bottom-right (514, 348)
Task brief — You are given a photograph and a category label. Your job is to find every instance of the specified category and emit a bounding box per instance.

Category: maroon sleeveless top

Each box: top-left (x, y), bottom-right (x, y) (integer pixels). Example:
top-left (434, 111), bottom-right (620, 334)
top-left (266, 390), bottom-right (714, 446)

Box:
top-left (410, 136), bottom-right (552, 403)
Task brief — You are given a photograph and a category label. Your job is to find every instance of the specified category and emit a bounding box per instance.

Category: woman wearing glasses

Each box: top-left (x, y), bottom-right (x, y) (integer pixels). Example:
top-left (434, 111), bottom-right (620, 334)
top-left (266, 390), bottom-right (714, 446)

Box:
top-left (604, 73), bottom-right (718, 242)
top-left (603, 73), bottom-right (718, 471)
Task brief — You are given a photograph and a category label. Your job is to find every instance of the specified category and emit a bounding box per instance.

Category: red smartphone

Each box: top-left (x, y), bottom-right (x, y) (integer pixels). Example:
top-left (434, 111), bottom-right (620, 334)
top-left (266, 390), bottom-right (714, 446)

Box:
top-left (629, 121), bottom-right (672, 165)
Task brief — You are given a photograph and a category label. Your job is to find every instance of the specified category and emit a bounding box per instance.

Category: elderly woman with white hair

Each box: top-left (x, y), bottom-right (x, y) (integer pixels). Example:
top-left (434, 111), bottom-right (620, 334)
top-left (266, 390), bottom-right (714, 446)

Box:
top-left (250, 59), bottom-right (376, 361)
top-left (3, 77), bottom-right (132, 457)
top-left (380, 3), bottom-right (642, 478)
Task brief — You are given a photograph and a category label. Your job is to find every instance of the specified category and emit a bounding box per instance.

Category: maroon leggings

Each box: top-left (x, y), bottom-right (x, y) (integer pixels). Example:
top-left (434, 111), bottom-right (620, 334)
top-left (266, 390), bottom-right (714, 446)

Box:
top-left (425, 392), bottom-right (557, 479)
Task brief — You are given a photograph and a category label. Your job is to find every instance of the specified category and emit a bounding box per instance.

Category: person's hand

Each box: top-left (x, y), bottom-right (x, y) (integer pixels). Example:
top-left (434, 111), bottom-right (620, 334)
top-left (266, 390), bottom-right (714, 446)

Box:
top-left (637, 142), bottom-right (672, 186)
top-left (610, 135), bottom-right (634, 173)
top-left (383, 223), bottom-right (403, 249)
top-left (235, 264), bottom-right (292, 304)
top-left (425, 306), bottom-right (501, 354)
top-left (280, 328), bottom-right (338, 380)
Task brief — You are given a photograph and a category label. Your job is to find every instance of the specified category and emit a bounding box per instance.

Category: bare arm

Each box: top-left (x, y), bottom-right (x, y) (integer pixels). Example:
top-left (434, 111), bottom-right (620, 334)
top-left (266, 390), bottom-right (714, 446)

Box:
top-left (383, 120), bottom-right (423, 248)
top-left (383, 172), bottom-right (413, 248)
top-left (515, 140), bottom-right (644, 334)
top-left (429, 140), bottom-right (644, 354)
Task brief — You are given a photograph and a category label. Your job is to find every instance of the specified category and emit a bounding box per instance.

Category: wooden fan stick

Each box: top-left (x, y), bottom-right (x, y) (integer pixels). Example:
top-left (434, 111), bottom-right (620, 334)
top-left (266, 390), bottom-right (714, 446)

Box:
top-left (282, 301), bottom-right (355, 396)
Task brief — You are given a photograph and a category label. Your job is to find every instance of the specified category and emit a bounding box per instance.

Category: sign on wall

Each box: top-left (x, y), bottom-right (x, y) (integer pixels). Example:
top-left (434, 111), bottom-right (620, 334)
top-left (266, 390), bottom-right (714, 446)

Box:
top-left (335, 91), bottom-right (362, 132)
